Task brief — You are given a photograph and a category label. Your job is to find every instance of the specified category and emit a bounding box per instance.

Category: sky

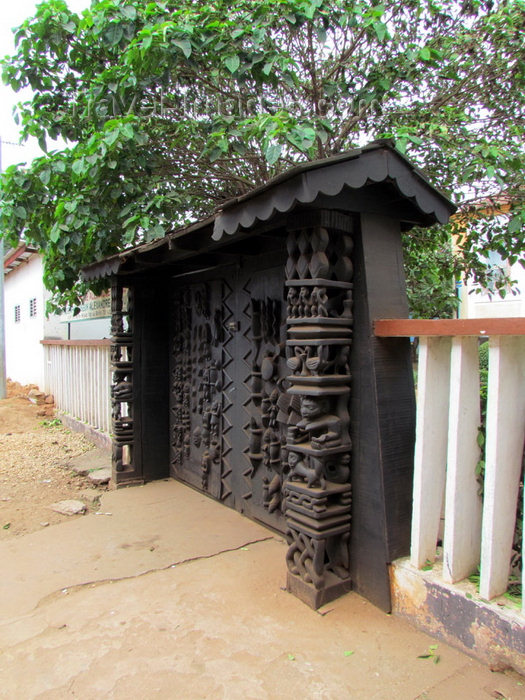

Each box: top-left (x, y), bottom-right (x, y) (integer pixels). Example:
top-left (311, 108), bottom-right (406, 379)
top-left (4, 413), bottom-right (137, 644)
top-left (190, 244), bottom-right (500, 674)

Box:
top-left (0, 0), bottom-right (90, 170)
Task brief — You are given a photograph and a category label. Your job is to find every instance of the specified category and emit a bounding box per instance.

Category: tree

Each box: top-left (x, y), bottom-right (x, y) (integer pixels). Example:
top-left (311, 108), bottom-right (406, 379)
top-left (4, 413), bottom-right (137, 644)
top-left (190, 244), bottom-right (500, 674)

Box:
top-left (0, 0), bottom-right (524, 313)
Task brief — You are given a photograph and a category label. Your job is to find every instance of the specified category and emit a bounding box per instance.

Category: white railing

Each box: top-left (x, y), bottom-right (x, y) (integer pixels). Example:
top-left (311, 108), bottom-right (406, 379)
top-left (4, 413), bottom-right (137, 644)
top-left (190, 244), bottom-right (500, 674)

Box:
top-left (376, 318), bottom-right (525, 614)
top-left (42, 340), bottom-right (112, 436)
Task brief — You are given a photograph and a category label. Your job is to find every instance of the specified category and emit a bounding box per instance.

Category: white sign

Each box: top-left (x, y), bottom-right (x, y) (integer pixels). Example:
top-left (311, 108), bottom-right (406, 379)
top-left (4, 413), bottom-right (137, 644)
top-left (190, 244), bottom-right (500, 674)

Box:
top-left (63, 292), bottom-right (111, 322)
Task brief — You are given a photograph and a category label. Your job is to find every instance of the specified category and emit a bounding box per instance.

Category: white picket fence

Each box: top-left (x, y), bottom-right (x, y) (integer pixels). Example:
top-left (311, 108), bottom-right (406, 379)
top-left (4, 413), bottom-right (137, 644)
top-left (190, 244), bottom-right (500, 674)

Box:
top-left (376, 318), bottom-right (525, 614)
top-left (42, 340), bottom-right (112, 435)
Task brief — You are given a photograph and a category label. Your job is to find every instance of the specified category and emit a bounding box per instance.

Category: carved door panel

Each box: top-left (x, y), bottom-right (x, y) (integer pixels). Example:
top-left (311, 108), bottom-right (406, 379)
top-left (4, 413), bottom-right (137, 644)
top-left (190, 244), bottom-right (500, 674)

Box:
top-left (169, 261), bottom-right (288, 533)
top-left (229, 264), bottom-right (288, 532)
top-left (169, 279), bottom-right (229, 501)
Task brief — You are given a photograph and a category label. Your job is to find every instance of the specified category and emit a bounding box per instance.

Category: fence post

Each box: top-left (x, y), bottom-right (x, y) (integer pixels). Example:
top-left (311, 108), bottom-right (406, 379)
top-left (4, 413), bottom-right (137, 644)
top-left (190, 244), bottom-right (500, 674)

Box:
top-left (411, 336), bottom-right (451, 568)
top-left (480, 336), bottom-right (525, 599)
top-left (442, 336), bottom-right (482, 582)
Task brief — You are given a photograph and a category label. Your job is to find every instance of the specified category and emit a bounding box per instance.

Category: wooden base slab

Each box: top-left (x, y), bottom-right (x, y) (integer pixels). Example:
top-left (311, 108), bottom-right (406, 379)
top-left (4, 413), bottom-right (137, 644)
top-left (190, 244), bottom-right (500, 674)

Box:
top-left (287, 571), bottom-right (352, 609)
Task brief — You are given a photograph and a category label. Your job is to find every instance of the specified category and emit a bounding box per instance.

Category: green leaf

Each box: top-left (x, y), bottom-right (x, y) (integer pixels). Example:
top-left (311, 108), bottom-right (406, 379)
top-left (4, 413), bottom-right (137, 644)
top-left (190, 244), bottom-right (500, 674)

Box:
top-left (103, 23), bottom-right (124, 47)
top-left (343, 650), bottom-right (354, 657)
top-left (316, 26), bottom-right (327, 44)
top-left (373, 22), bottom-right (387, 41)
top-left (287, 654), bottom-right (295, 661)
top-left (104, 129), bottom-right (120, 147)
top-left (173, 38), bottom-right (192, 58)
top-left (395, 138), bottom-right (407, 154)
top-left (3, 523), bottom-right (10, 530)
top-left (419, 47), bottom-right (431, 61)
top-left (508, 216), bottom-right (522, 234)
top-left (39, 169), bottom-right (51, 185)
top-left (121, 6), bottom-right (137, 21)
top-left (121, 123), bottom-right (134, 140)
top-left (14, 206), bottom-right (27, 219)
top-left (225, 55), bottom-right (240, 74)
top-left (265, 142), bottom-right (282, 165)
top-left (72, 159), bottom-right (86, 176)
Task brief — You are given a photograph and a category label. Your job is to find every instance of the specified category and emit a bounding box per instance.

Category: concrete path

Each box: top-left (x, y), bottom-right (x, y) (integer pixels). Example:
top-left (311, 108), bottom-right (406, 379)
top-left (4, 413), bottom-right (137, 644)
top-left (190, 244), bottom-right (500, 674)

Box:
top-left (0, 480), bottom-right (523, 699)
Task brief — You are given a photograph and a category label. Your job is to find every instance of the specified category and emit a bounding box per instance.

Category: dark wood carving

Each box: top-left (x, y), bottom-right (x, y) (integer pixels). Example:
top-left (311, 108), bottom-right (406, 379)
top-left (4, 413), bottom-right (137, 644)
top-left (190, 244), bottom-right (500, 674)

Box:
top-left (169, 280), bottom-right (238, 504)
top-left (169, 262), bottom-right (289, 532)
top-left (110, 279), bottom-right (135, 479)
top-left (284, 213), bottom-right (354, 609)
top-left (240, 278), bottom-right (288, 521)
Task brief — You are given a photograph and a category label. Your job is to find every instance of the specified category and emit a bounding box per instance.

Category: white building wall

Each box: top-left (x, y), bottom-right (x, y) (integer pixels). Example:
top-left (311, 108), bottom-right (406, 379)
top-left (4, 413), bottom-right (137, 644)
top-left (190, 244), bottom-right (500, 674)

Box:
top-left (4, 255), bottom-right (46, 388)
top-left (4, 253), bottom-right (111, 389)
top-left (460, 260), bottom-right (525, 319)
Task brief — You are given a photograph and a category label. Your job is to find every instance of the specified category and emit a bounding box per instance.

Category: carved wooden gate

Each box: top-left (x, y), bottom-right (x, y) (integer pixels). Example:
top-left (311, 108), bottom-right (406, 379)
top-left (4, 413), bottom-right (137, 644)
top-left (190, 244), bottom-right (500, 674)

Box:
top-left (169, 261), bottom-right (289, 533)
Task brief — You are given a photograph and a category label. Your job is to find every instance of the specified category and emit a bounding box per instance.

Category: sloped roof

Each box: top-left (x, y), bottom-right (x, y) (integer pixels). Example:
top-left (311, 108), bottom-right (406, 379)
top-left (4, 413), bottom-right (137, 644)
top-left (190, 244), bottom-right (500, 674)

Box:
top-left (82, 140), bottom-right (456, 282)
top-left (213, 140), bottom-right (455, 240)
top-left (3, 244), bottom-right (38, 275)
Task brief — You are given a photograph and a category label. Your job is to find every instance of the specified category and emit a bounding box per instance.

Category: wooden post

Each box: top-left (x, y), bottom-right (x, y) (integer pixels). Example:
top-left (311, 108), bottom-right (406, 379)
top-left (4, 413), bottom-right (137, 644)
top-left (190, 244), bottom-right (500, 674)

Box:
top-left (283, 211), bottom-right (354, 609)
top-left (350, 213), bottom-right (416, 612)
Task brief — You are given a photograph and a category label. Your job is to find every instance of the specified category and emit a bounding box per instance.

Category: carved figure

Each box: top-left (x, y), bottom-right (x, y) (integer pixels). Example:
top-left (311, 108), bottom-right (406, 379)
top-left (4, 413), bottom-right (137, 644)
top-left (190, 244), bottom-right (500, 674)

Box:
top-left (298, 286), bottom-right (310, 317)
top-left (249, 417), bottom-right (263, 455)
top-left (192, 426), bottom-right (202, 447)
top-left (333, 345), bottom-right (350, 375)
top-left (287, 396), bottom-right (342, 449)
top-left (113, 378), bottom-right (133, 401)
top-left (342, 290), bottom-right (353, 319)
top-left (310, 286), bottom-right (329, 317)
top-left (288, 451), bottom-right (326, 488)
top-left (263, 473), bottom-right (282, 512)
top-left (325, 453), bottom-right (351, 483)
top-left (201, 450), bottom-right (211, 489)
top-left (287, 287), bottom-right (299, 318)
top-left (210, 400), bottom-right (221, 436)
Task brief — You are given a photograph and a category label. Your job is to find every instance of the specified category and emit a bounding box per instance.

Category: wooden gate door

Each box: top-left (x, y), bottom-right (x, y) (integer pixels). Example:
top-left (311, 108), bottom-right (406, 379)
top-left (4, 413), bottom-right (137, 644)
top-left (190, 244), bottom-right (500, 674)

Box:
top-left (169, 258), bottom-right (289, 533)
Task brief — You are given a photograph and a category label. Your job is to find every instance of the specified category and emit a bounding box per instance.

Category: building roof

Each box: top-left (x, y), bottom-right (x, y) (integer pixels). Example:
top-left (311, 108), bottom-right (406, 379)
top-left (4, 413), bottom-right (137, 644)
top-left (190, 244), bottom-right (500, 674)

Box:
top-left (82, 140), bottom-right (456, 282)
top-left (3, 244), bottom-right (38, 275)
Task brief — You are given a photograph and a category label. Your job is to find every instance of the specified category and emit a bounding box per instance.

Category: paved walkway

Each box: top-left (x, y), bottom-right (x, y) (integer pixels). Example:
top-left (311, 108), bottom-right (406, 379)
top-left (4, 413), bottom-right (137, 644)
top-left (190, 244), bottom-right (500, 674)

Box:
top-left (0, 479), bottom-right (523, 699)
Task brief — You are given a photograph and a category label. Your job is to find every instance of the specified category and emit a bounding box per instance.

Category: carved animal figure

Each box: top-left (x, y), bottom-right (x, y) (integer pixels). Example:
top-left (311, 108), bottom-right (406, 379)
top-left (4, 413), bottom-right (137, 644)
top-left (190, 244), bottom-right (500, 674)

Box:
top-left (288, 451), bottom-right (326, 488)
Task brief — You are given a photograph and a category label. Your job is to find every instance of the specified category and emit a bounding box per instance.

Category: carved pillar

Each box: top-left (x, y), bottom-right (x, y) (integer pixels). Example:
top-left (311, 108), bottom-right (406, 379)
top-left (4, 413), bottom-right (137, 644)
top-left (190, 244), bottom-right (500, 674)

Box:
top-left (110, 278), bottom-right (135, 483)
top-left (284, 211), bottom-right (354, 609)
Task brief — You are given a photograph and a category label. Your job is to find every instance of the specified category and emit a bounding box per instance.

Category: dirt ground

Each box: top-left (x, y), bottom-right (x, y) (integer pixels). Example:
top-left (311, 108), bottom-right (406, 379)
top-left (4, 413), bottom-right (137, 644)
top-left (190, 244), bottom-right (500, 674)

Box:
top-left (0, 380), bottom-right (109, 539)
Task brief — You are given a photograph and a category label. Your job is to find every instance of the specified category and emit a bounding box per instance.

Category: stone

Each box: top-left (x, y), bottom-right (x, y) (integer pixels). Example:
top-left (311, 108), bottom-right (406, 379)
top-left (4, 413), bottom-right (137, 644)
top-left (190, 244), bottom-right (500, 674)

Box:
top-left (88, 468), bottom-right (111, 485)
top-left (66, 448), bottom-right (111, 476)
top-left (70, 463), bottom-right (91, 476)
top-left (40, 522), bottom-right (50, 527)
top-left (50, 500), bottom-right (86, 516)
top-left (44, 394), bottom-right (54, 404)
top-left (77, 489), bottom-right (101, 504)
top-left (28, 389), bottom-right (46, 405)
